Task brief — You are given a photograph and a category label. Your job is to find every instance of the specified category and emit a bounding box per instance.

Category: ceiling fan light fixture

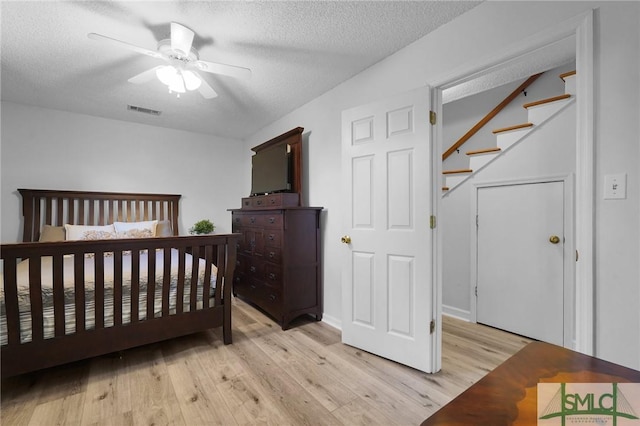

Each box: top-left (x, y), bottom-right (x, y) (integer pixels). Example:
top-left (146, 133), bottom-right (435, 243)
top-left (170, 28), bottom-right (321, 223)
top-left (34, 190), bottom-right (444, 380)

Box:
top-left (156, 65), bottom-right (178, 86)
top-left (168, 76), bottom-right (186, 94)
top-left (182, 70), bottom-right (202, 91)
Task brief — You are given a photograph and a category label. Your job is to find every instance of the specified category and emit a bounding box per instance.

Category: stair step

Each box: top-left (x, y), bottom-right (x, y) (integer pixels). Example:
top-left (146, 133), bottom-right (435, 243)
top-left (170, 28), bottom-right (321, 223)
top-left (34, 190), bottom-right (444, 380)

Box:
top-left (466, 147), bottom-right (501, 156)
top-left (493, 123), bottom-right (533, 134)
top-left (559, 70), bottom-right (576, 81)
top-left (444, 174), bottom-right (470, 189)
top-left (525, 93), bottom-right (573, 125)
top-left (523, 94), bottom-right (571, 109)
top-left (443, 169), bottom-right (473, 175)
top-left (443, 169), bottom-right (473, 190)
top-left (496, 126), bottom-right (533, 150)
top-left (468, 148), bottom-right (502, 171)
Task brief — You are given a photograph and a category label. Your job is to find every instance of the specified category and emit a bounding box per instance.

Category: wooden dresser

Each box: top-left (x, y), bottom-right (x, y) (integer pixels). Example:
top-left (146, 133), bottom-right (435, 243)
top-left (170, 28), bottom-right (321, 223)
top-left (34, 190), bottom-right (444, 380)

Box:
top-left (230, 193), bottom-right (323, 329)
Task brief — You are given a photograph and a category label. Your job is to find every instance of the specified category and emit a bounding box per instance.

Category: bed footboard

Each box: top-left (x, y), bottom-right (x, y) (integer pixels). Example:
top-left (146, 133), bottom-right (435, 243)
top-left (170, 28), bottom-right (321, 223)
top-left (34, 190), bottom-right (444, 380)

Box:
top-left (1, 234), bottom-right (239, 378)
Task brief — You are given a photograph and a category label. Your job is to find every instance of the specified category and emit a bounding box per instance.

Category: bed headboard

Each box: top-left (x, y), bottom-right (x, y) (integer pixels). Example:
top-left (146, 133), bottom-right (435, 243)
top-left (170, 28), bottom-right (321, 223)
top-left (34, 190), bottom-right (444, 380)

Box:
top-left (19, 189), bottom-right (181, 242)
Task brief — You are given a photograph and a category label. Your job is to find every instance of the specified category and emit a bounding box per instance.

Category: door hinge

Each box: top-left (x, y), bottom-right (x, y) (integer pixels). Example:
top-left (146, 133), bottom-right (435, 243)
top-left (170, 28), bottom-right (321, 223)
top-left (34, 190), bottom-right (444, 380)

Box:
top-left (475, 286), bottom-right (478, 297)
top-left (576, 250), bottom-right (579, 262)
top-left (476, 215), bottom-right (479, 228)
top-left (430, 215), bottom-right (436, 229)
top-left (430, 319), bottom-right (436, 334)
top-left (429, 110), bottom-right (436, 125)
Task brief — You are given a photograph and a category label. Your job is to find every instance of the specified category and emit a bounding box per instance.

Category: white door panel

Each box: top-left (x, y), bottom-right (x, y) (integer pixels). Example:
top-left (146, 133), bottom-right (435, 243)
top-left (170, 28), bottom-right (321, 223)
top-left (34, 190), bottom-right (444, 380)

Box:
top-left (476, 181), bottom-right (564, 345)
top-left (342, 87), bottom-right (437, 373)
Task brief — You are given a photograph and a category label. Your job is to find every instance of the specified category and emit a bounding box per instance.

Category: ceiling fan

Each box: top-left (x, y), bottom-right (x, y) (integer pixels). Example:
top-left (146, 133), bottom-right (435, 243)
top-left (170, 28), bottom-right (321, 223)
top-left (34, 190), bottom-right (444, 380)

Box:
top-left (88, 22), bottom-right (251, 99)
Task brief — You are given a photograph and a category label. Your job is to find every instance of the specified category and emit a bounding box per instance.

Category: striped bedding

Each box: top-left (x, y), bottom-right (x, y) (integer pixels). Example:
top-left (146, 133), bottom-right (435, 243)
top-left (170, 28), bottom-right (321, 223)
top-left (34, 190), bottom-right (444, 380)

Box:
top-left (0, 249), bottom-right (217, 345)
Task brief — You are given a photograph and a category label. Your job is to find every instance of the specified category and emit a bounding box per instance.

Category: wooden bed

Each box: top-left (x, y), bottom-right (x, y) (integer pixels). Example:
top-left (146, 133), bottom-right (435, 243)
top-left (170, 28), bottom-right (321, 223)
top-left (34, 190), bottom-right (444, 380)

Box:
top-left (1, 189), bottom-right (239, 378)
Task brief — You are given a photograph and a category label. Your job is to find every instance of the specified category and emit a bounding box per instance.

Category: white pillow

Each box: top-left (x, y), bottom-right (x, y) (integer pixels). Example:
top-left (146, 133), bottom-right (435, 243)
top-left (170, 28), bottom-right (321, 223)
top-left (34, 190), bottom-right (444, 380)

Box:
top-left (64, 224), bottom-right (116, 241)
top-left (113, 220), bottom-right (158, 238)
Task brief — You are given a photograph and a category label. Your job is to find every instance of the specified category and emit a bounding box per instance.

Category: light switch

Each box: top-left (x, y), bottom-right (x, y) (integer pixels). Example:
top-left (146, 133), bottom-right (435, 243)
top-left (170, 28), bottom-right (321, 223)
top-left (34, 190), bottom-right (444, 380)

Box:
top-left (604, 173), bottom-right (626, 199)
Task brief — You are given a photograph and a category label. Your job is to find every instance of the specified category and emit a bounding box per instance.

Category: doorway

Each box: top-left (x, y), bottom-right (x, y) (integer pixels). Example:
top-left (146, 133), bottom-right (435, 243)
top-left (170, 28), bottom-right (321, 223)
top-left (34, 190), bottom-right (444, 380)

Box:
top-left (433, 10), bottom-right (594, 353)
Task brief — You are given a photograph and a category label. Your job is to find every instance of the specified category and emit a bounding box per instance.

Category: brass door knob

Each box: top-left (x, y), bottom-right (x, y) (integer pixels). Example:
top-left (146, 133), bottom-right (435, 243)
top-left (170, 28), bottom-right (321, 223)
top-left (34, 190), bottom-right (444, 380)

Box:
top-left (341, 235), bottom-right (352, 244)
top-left (549, 235), bottom-right (561, 244)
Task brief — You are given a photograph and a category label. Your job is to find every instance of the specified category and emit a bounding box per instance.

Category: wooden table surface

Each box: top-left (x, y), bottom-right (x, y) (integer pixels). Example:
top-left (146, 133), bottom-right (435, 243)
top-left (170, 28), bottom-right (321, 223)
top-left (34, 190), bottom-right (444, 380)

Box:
top-left (422, 341), bottom-right (640, 426)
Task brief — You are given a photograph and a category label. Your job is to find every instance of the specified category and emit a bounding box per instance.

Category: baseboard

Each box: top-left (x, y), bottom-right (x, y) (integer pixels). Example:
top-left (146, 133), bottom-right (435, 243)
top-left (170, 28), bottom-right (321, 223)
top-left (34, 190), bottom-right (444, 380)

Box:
top-left (321, 313), bottom-right (341, 331)
top-left (443, 305), bottom-right (471, 322)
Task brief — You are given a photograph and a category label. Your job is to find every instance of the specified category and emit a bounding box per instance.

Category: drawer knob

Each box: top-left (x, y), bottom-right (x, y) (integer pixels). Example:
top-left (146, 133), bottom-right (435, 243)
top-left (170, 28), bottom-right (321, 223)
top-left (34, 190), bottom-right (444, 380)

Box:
top-left (269, 217), bottom-right (275, 223)
top-left (269, 251), bottom-right (275, 258)
top-left (257, 200), bottom-right (263, 205)
top-left (250, 266), bottom-right (256, 273)
top-left (269, 273), bottom-right (276, 280)
top-left (269, 294), bottom-right (276, 301)
top-left (268, 234), bottom-right (274, 241)
top-left (250, 217), bottom-right (256, 223)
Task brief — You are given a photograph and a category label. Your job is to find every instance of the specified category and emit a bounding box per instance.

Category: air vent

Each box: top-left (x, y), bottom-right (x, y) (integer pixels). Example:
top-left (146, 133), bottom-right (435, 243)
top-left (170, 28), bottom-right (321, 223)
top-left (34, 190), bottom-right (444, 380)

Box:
top-left (127, 105), bottom-right (161, 116)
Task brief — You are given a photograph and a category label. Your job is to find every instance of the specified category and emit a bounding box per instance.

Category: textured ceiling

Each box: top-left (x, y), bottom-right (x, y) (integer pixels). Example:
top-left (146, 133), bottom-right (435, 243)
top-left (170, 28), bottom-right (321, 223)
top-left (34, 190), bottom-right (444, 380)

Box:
top-left (1, 1), bottom-right (481, 140)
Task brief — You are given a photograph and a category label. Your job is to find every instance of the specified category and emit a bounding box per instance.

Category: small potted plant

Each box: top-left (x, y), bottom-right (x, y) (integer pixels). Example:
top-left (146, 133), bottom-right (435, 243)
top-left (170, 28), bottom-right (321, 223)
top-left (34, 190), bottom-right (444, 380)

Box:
top-left (189, 219), bottom-right (215, 235)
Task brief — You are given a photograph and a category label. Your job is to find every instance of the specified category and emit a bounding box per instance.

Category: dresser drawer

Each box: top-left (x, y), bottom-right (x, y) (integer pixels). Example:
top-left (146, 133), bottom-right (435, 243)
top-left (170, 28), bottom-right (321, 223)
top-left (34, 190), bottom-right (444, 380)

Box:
top-left (259, 283), bottom-right (282, 316)
top-left (264, 263), bottom-right (283, 288)
top-left (264, 230), bottom-right (282, 247)
top-left (263, 214), bottom-right (283, 229)
top-left (241, 193), bottom-right (299, 209)
top-left (265, 247), bottom-right (281, 263)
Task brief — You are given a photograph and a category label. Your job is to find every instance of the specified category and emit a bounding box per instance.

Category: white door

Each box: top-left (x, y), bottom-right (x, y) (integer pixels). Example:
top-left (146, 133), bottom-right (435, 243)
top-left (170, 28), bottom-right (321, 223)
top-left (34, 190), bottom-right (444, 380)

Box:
top-left (476, 181), bottom-right (564, 345)
top-left (341, 87), bottom-right (438, 373)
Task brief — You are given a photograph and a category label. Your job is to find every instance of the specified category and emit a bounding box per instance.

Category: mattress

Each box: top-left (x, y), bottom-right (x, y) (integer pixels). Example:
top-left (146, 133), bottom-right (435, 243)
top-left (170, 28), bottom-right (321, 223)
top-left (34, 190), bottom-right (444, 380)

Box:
top-left (0, 249), bottom-right (217, 345)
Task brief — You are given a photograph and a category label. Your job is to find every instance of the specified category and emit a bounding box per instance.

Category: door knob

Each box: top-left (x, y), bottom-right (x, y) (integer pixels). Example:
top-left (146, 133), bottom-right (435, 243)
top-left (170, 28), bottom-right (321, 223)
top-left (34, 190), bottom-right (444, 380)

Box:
top-left (341, 235), bottom-right (352, 244)
top-left (549, 235), bottom-right (561, 244)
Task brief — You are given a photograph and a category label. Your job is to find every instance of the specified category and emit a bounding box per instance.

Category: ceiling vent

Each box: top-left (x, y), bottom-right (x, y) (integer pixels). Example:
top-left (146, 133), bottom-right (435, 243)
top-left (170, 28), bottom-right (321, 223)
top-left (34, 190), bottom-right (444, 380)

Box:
top-left (127, 105), bottom-right (161, 116)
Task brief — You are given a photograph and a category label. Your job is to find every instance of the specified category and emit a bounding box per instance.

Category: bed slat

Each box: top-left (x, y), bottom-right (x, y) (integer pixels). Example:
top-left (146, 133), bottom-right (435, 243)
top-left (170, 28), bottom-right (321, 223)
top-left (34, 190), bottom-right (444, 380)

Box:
top-left (202, 245), bottom-right (212, 309)
top-left (69, 198), bottom-right (76, 226)
top-left (215, 244), bottom-right (225, 307)
top-left (114, 251), bottom-right (123, 327)
top-left (52, 255), bottom-right (65, 337)
top-left (176, 248), bottom-right (186, 315)
top-left (3, 258), bottom-right (21, 345)
top-left (131, 250), bottom-right (140, 323)
top-left (147, 250), bottom-right (156, 320)
top-left (95, 253), bottom-right (105, 329)
top-left (74, 255), bottom-right (86, 333)
top-left (189, 246), bottom-right (200, 312)
top-left (33, 198), bottom-right (41, 241)
top-left (28, 257), bottom-right (44, 341)
top-left (162, 249), bottom-right (171, 317)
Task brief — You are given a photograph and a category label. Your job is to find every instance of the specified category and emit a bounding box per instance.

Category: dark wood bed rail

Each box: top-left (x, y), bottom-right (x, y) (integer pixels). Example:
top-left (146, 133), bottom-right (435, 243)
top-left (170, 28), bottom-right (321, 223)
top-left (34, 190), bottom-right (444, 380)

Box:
top-left (19, 189), bottom-right (181, 243)
top-left (1, 234), bottom-right (239, 378)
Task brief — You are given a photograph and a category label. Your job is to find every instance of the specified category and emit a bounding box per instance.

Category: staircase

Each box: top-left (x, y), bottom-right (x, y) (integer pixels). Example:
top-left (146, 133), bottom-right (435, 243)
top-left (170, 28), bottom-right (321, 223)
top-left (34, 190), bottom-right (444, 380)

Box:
top-left (442, 70), bottom-right (576, 193)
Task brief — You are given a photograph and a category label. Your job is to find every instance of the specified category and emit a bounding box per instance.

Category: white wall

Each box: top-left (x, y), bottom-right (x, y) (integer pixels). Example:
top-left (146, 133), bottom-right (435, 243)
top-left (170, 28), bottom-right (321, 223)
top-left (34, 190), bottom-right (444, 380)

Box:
top-left (1, 102), bottom-right (248, 241)
top-left (245, 1), bottom-right (640, 369)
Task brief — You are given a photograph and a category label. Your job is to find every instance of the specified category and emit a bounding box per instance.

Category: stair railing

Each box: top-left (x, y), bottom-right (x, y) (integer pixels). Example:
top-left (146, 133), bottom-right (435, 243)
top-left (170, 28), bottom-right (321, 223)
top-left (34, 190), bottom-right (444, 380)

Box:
top-left (442, 73), bottom-right (543, 161)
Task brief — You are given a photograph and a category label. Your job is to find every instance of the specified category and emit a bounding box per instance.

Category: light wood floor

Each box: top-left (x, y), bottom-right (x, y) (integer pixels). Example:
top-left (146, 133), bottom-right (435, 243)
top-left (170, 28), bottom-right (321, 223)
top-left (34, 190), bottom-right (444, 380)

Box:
top-left (1, 298), bottom-right (531, 425)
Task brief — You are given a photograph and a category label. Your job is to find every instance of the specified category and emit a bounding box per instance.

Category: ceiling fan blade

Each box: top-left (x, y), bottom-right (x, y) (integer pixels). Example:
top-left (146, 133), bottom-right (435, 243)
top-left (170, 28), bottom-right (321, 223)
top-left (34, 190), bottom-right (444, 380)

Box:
top-left (171, 22), bottom-right (195, 56)
top-left (196, 73), bottom-right (218, 99)
top-left (195, 60), bottom-right (252, 80)
top-left (128, 66), bottom-right (164, 84)
top-left (88, 33), bottom-right (164, 60)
